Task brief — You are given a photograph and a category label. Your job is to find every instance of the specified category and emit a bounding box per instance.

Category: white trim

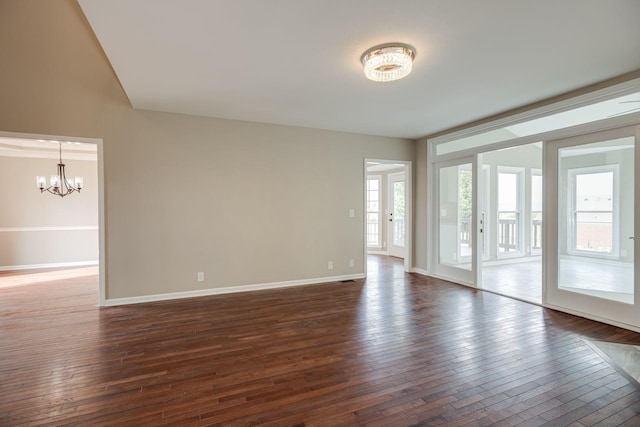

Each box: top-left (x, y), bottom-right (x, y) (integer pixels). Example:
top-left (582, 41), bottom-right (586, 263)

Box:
top-left (412, 267), bottom-right (429, 276)
top-left (0, 260), bottom-right (98, 271)
top-left (545, 303), bottom-right (640, 334)
top-left (105, 273), bottom-right (366, 306)
top-left (0, 148), bottom-right (97, 161)
top-left (96, 140), bottom-right (105, 307)
top-left (0, 226), bottom-right (98, 232)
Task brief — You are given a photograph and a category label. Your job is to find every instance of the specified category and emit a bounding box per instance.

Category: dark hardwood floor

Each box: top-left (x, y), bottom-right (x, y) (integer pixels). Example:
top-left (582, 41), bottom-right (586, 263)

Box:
top-left (2, 257), bottom-right (640, 426)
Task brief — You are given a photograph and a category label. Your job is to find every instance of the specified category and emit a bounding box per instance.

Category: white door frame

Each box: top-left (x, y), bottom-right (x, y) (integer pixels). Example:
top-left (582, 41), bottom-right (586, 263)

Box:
top-left (364, 159), bottom-right (413, 274)
top-left (0, 130), bottom-right (106, 306)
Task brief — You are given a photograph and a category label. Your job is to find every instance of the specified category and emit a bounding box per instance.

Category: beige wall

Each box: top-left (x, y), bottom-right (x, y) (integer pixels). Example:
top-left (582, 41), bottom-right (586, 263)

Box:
top-left (0, 1), bottom-right (415, 300)
top-left (0, 155), bottom-right (98, 268)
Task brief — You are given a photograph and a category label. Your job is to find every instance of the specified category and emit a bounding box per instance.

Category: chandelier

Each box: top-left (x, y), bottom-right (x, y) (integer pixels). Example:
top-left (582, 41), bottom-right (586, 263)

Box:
top-left (36, 141), bottom-right (83, 198)
top-left (361, 43), bottom-right (416, 82)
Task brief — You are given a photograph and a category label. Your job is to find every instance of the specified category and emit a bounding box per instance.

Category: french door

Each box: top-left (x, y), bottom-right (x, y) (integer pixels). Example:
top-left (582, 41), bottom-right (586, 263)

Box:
top-left (388, 172), bottom-right (406, 258)
top-left (546, 126), bottom-right (638, 329)
top-left (433, 157), bottom-right (478, 285)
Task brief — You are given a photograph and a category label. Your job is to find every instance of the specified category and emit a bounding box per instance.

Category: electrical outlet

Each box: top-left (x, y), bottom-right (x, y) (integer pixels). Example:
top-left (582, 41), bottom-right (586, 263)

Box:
top-left (328, 261), bottom-right (334, 270)
top-left (197, 272), bottom-right (205, 282)
top-left (349, 259), bottom-right (354, 268)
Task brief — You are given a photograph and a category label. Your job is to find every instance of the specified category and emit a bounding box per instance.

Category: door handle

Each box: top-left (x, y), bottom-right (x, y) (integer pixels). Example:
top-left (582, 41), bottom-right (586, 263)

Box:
top-left (630, 236), bottom-right (635, 240)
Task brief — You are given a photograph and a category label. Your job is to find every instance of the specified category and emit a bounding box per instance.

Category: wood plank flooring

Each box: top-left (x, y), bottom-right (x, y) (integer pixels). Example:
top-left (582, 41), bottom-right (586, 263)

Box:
top-left (2, 257), bottom-right (640, 426)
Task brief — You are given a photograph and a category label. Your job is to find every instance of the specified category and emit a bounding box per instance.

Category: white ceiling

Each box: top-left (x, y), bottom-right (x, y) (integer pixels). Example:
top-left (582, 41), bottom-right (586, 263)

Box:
top-left (78, 0), bottom-right (640, 139)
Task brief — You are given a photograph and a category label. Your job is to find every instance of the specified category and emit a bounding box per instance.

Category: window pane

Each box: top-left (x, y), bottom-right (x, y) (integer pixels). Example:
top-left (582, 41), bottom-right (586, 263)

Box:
top-left (439, 164), bottom-right (472, 269)
top-left (393, 181), bottom-right (405, 247)
top-left (366, 178), bottom-right (381, 247)
top-left (498, 173), bottom-right (517, 211)
top-left (558, 136), bottom-right (634, 304)
top-left (532, 175), bottom-right (542, 212)
top-left (436, 91), bottom-right (640, 156)
top-left (576, 212), bottom-right (613, 253)
top-left (576, 172), bottom-right (613, 211)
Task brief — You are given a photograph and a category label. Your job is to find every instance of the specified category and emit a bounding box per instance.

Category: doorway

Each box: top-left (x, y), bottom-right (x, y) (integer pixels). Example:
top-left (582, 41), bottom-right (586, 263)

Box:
top-left (0, 131), bottom-right (105, 305)
top-left (479, 143), bottom-right (543, 303)
top-left (365, 159), bottom-right (412, 273)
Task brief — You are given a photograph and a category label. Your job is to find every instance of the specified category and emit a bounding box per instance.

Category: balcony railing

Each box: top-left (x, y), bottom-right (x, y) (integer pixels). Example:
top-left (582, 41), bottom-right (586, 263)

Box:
top-left (532, 219), bottom-right (542, 250)
top-left (459, 215), bottom-right (543, 254)
top-left (498, 218), bottom-right (517, 252)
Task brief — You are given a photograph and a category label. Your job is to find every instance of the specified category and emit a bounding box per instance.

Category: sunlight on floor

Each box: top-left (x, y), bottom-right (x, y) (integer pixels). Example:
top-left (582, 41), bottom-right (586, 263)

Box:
top-left (0, 266), bottom-right (98, 289)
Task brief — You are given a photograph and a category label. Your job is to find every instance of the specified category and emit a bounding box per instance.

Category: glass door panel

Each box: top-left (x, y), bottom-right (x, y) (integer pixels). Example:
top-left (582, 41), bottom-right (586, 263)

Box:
top-left (547, 127), bottom-right (638, 330)
top-left (558, 139), bottom-right (632, 303)
top-left (388, 172), bottom-right (406, 258)
top-left (435, 158), bottom-right (475, 284)
top-left (439, 164), bottom-right (472, 269)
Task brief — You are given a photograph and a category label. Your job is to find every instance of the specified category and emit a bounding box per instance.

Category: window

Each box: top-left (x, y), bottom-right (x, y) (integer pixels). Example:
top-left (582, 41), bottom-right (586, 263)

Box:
top-left (458, 168), bottom-right (472, 260)
top-left (435, 90), bottom-right (640, 156)
top-left (497, 168), bottom-right (523, 254)
top-left (570, 168), bottom-right (617, 254)
top-left (366, 176), bottom-right (381, 247)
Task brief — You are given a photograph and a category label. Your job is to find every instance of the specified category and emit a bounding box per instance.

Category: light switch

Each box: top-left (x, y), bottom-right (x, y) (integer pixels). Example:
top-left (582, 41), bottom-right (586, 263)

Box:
top-left (349, 209), bottom-right (355, 218)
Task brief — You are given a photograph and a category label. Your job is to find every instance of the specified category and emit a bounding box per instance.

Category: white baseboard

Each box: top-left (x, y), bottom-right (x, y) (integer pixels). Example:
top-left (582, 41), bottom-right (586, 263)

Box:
top-left (412, 267), bottom-right (429, 276)
top-left (0, 260), bottom-right (98, 271)
top-left (105, 273), bottom-right (366, 307)
top-left (544, 303), bottom-right (640, 333)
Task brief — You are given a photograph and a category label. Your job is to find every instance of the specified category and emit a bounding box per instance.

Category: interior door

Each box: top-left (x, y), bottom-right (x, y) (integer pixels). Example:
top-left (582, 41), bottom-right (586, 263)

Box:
top-left (433, 157), bottom-right (476, 285)
top-left (388, 172), bottom-right (406, 258)
top-left (546, 126), bottom-right (638, 329)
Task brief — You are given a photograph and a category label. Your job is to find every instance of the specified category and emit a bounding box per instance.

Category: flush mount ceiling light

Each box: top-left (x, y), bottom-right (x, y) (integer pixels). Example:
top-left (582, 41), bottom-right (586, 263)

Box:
top-left (361, 43), bottom-right (416, 82)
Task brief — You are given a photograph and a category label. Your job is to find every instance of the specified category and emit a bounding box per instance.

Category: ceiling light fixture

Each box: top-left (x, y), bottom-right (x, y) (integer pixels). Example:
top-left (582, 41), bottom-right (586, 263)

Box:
top-left (36, 141), bottom-right (83, 198)
top-left (361, 43), bottom-right (416, 82)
